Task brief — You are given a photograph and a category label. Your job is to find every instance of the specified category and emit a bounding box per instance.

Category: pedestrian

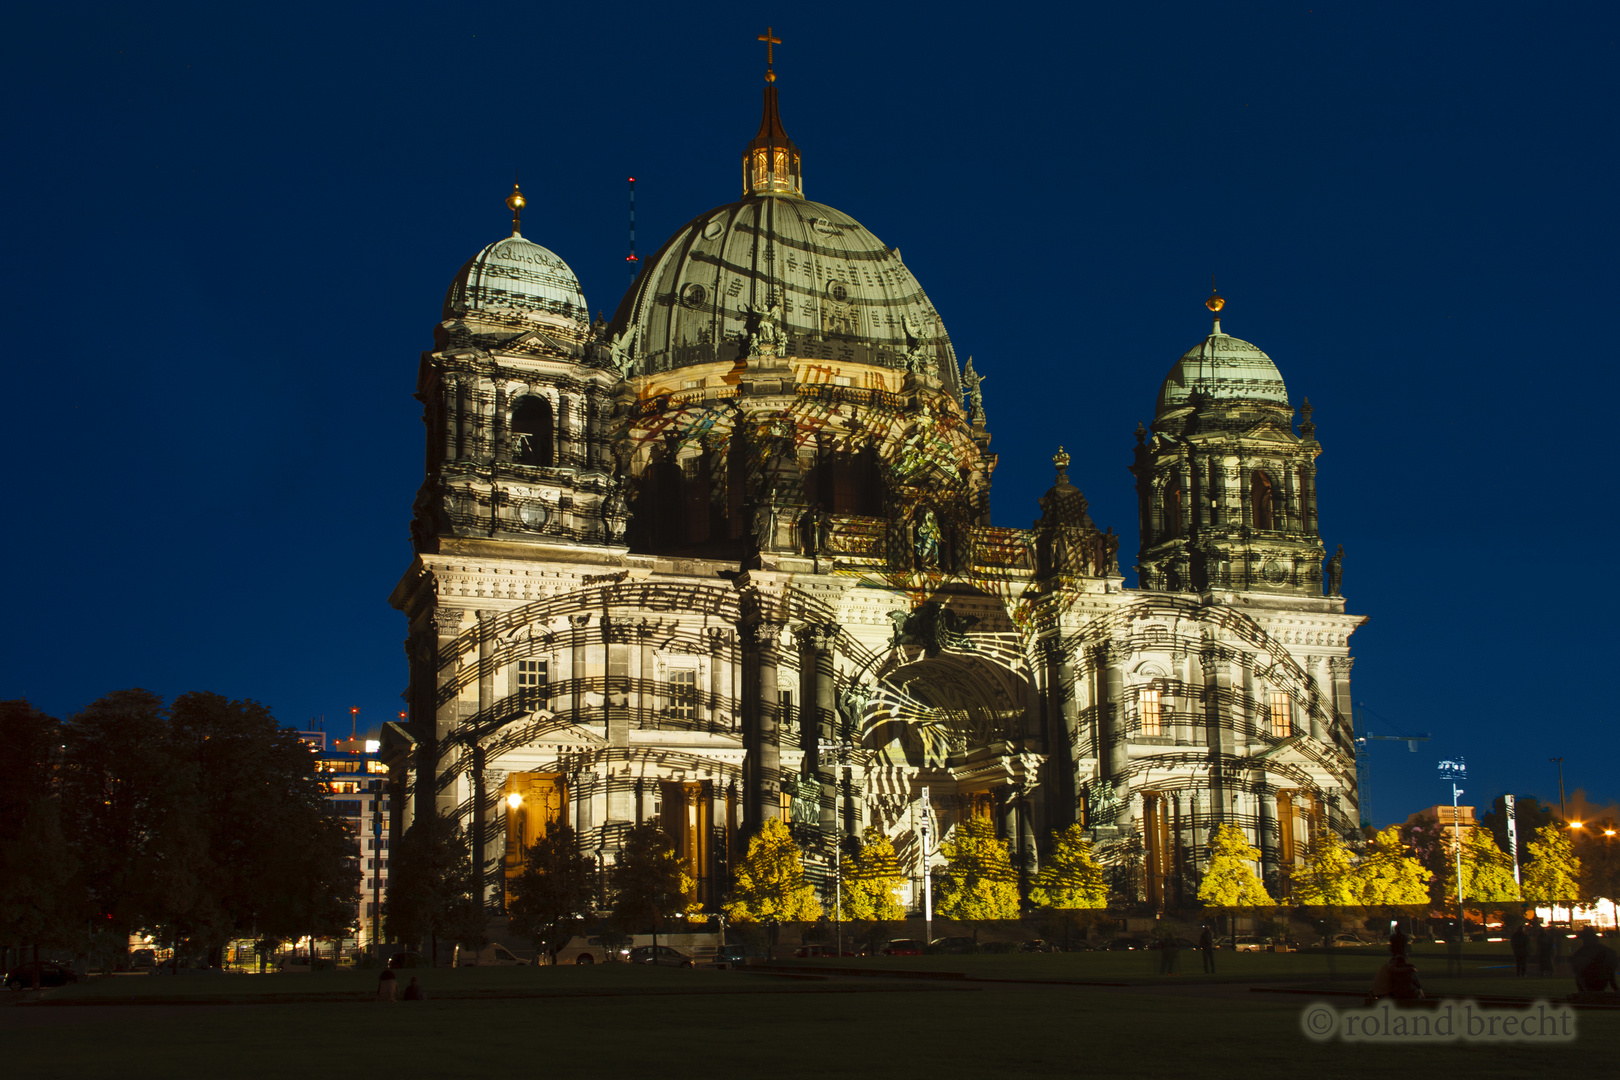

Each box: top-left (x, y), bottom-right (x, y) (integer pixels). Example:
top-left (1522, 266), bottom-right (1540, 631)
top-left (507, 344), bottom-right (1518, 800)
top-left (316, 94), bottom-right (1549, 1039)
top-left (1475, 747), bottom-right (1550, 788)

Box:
top-left (1368, 945), bottom-right (1424, 1004)
top-left (1157, 929), bottom-right (1178, 975)
top-left (1536, 924), bottom-right (1556, 976)
top-left (376, 968), bottom-right (397, 1002)
top-left (403, 976), bottom-right (424, 1001)
top-left (1510, 925), bottom-right (1529, 978)
top-left (1388, 928), bottom-right (1409, 958)
top-left (1198, 926), bottom-right (1215, 974)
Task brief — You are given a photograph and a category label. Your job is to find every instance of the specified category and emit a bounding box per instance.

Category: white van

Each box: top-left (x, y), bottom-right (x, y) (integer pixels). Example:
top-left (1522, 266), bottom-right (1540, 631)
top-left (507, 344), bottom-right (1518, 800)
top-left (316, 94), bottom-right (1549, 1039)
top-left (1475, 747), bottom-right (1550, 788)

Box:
top-left (456, 943), bottom-right (530, 967)
top-left (555, 935), bottom-right (629, 965)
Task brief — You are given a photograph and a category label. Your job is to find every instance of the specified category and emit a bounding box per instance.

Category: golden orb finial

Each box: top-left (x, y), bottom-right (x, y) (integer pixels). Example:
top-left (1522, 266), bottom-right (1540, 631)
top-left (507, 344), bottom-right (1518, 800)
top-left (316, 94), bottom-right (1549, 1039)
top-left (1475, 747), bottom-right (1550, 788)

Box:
top-left (1205, 293), bottom-right (1225, 313)
top-left (505, 181), bottom-right (526, 237)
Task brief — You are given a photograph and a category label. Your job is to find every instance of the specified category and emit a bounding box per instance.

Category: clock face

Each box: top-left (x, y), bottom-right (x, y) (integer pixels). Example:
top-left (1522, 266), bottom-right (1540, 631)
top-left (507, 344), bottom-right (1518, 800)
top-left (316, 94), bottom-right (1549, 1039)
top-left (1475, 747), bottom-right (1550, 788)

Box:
top-left (1262, 559), bottom-right (1287, 584)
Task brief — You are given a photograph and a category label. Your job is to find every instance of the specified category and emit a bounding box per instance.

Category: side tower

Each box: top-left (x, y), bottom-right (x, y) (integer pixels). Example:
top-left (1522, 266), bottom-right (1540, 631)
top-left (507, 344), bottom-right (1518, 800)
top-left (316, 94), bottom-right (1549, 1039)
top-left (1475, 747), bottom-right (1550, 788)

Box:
top-left (1131, 291), bottom-right (1323, 595)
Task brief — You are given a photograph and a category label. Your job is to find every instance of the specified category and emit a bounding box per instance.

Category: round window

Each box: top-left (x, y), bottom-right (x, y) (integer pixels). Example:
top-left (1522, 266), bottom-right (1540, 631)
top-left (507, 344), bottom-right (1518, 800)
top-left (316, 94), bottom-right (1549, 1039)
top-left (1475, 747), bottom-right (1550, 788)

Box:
top-left (829, 282), bottom-right (849, 303)
top-left (681, 283), bottom-right (708, 308)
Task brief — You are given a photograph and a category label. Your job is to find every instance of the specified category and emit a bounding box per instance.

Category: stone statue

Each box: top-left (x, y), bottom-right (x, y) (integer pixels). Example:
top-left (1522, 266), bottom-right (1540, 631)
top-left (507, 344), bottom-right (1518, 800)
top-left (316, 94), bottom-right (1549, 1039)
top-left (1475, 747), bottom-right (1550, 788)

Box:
top-left (1326, 544), bottom-right (1344, 596)
top-left (913, 509), bottom-right (941, 569)
top-left (901, 313), bottom-right (933, 375)
top-left (1103, 526), bottom-right (1121, 576)
top-left (962, 355), bottom-right (986, 421)
top-left (740, 301), bottom-right (787, 359)
top-left (816, 509), bottom-right (832, 553)
top-left (751, 492), bottom-right (778, 552)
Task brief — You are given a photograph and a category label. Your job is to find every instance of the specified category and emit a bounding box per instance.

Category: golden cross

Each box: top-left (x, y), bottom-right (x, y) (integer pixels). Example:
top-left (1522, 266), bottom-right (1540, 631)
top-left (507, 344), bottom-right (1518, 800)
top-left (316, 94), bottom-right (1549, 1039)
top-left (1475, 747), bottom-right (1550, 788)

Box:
top-left (757, 26), bottom-right (781, 72)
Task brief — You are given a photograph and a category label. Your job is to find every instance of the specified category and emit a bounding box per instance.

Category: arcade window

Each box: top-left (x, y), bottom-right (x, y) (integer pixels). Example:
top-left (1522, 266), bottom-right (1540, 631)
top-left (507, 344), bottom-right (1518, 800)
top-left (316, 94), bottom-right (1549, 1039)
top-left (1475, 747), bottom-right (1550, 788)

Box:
top-left (667, 669), bottom-right (698, 721)
top-left (1270, 691), bottom-right (1293, 738)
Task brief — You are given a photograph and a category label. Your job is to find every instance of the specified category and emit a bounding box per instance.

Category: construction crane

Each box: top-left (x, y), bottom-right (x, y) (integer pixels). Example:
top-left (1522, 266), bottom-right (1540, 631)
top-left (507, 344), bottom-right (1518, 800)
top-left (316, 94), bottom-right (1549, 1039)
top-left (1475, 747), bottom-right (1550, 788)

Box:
top-left (1353, 701), bottom-right (1430, 828)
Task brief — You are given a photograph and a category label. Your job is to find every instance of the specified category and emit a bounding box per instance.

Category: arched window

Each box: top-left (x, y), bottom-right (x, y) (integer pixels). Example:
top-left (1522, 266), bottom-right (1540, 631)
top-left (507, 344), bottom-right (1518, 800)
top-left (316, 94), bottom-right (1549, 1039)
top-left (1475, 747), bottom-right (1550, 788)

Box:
top-left (512, 397), bottom-right (554, 467)
top-left (1164, 483), bottom-right (1183, 539)
top-left (1251, 471), bottom-right (1275, 531)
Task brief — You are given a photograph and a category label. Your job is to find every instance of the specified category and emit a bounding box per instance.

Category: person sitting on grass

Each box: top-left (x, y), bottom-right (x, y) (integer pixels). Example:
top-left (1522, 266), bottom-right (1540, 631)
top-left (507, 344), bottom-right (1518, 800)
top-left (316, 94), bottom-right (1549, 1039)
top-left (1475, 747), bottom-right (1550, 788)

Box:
top-left (376, 968), bottom-right (397, 1002)
top-left (404, 976), bottom-right (424, 1001)
top-left (1367, 941), bottom-right (1423, 1005)
top-left (1569, 928), bottom-right (1618, 993)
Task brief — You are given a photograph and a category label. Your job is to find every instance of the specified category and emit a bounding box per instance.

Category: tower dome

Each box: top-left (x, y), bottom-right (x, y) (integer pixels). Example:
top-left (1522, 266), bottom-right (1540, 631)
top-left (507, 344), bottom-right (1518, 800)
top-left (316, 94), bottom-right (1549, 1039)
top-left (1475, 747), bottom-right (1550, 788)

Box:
top-left (606, 78), bottom-right (957, 387)
top-left (442, 185), bottom-right (588, 324)
top-left (1155, 297), bottom-right (1288, 415)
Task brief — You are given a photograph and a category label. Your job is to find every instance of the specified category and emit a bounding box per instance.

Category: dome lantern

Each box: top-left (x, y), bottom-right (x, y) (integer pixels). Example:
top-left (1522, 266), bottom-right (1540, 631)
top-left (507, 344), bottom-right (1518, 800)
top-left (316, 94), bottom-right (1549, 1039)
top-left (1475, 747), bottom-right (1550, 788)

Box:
top-left (743, 26), bottom-right (801, 197)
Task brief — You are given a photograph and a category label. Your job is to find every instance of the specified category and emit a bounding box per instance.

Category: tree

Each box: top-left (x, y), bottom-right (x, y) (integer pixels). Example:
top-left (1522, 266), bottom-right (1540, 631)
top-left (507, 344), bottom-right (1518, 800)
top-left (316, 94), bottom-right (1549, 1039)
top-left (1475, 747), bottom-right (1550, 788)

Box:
top-left (386, 810), bottom-right (479, 965)
top-left (1197, 824), bottom-right (1274, 909)
top-left (1523, 823), bottom-right (1581, 919)
top-left (1289, 830), bottom-right (1358, 906)
top-left (1445, 827), bottom-right (1521, 906)
top-left (507, 823), bottom-right (595, 962)
top-left (842, 827), bottom-right (906, 922)
top-left (724, 818), bottom-right (819, 923)
top-left (1028, 825), bottom-right (1108, 910)
top-left (1351, 826), bottom-right (1433, 908)
top-left (0, 701), bottom-right (79, 984)
top-left (935, 818), bottom-right (1020, 922)
top-left (612, 824), bottom-right (693, 950)
top-left (58, 689), bottom-right (207, 951)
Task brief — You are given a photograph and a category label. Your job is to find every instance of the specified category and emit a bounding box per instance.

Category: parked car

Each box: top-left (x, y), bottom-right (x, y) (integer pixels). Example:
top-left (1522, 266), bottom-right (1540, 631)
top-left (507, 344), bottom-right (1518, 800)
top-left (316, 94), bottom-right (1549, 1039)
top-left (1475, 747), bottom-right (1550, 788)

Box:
top-left (556, 935), bottom-right (630, 965)
top-left (1230, 936), bottom-right (1267, 952)
top-left (1020, 939), bottom-right (1058, 953)
top-left (881, 939), bottom-right (925, 956)
top-left (1105, 938), bottom-right (1145, 951)
top-left (714, 943), bottom-right (747, 966)
top-left (929, 936), bottom-right (978, 955)
top-left (129, 949), bottom-right (156, 969)
top-left (1330, 933), bottom-right (1373, 948)
top-left (630, 945), bottom-right (694, 968)
top-left (457, 943), bottom-right (529, 967)
top-left (6, 962), bottom-right (78, 990)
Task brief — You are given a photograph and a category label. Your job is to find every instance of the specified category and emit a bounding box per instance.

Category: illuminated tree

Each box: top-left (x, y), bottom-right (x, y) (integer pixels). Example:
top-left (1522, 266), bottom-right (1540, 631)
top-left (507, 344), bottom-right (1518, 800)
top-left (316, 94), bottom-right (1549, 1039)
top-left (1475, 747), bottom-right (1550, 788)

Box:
top-left (935, 818), bottom-right (1020, 921)
top-left (842, 827), bottom-right (906, 922)
top-left (1289, 830), bottom-right (1358, 906)
top-left (611, 824), bottom-right (694, 949)
top-left (1351, 826), bottom-right (1433, 908)
top-left (1522, 823), bottom-right (1581, 917)
top-left (1444, 827), bottom-right (1521, 904)
top-left (1028, 825), bottom-right (1107, 910)
top-left (1197, 824), bottom-right (1275, 908)
top-left (724, 818), bottom-right (820, 923)
top-left (507, 823), bottom-right (595, 962)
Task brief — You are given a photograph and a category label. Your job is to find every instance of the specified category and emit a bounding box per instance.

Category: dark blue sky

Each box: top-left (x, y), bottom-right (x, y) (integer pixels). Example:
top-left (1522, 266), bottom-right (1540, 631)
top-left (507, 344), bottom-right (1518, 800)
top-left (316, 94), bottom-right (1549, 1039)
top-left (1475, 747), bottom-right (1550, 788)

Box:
top-left (4, 2), bottom-right (1614, 827)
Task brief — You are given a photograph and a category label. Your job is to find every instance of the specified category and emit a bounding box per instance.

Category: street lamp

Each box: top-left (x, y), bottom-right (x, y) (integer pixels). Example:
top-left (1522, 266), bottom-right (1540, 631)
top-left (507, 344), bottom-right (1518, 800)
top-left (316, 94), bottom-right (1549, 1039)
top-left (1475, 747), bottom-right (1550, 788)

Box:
top-left (817, 738), bottom-right (854, 959)
top-left (506, 792), bottom-right (524, 810)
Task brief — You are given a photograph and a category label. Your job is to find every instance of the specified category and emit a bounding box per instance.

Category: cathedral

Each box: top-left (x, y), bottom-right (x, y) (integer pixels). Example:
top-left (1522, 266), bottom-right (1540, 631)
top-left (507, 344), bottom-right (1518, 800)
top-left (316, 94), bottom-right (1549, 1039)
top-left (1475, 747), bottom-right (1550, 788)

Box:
top-left (383, 44), bottom-right (1365, 914)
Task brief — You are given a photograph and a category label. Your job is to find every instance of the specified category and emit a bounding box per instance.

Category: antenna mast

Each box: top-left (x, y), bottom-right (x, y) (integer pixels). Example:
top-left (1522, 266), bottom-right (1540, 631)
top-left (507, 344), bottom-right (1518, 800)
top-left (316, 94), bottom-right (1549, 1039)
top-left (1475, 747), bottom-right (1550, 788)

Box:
top-left (627, 177), bottom-right (639, 282)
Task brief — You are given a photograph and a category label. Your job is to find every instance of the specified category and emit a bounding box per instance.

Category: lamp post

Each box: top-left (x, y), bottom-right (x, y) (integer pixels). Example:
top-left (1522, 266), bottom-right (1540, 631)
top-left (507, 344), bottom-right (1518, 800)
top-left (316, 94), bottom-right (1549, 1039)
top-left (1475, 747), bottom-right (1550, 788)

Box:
top-left (817, 738), bottom-right (853, 958)
top-left (919, 785), bottom-right (935, 947)
top-left (1438, 758), bottom-right (1466, 939)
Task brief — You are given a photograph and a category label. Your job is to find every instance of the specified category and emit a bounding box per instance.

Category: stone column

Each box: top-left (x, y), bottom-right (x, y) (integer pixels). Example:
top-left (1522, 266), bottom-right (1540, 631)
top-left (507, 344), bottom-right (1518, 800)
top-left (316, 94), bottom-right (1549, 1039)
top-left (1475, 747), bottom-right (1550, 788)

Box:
top-left (1178, 456), bottom-right (1194, 531)
top-left (742, 619), bottom-right (785, 829)
top-left (1200, 642), bottom-right (1230, 823)
top-left (1301, 465), bottom-right (1318, 536)
top-left (794, 623), bottom-right (839, 835)
top-left (474, 610), bottom-right (497, 906)
top-left (1258, 785), bottom-right (1280, 895)
top-left (1328, 657), bottom-right (1355, 752)
top-left (492, 385), bottom-right (509, 464)
top-left (707, 628), bottom-right (730, 729)
top-left (1102, 641), bottom-right (1128, 783)
top-left (443, 380), bottom-right (460, 464)
top-left (430, 606), bottom-right (465, 820)
top-left (1043, 639), bottom-right (1077, 827)
top-left (568, 614), bottom-right (591, 722)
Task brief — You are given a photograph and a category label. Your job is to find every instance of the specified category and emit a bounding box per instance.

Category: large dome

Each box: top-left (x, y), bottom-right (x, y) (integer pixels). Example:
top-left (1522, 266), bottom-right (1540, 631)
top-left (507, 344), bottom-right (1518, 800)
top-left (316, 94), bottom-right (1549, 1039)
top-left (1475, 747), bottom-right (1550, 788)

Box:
top-left (608, 194), bottom-right (957, 382)
top-left (1156, 324), bottom-right (1289, 414)
top-left (443, 234), bottom-right (588, 323)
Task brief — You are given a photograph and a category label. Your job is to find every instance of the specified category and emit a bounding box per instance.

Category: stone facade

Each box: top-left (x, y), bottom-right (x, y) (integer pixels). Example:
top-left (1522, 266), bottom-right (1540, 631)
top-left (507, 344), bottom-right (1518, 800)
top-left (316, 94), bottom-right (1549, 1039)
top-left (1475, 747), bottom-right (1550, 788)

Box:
top-left (385, 76), bottom-right (1365, 911)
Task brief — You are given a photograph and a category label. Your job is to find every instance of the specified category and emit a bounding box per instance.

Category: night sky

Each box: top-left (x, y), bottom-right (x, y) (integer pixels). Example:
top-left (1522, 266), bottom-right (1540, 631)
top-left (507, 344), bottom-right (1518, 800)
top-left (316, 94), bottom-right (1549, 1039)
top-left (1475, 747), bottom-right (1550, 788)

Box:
top-left (5, 2), bottom-right (1615, 828)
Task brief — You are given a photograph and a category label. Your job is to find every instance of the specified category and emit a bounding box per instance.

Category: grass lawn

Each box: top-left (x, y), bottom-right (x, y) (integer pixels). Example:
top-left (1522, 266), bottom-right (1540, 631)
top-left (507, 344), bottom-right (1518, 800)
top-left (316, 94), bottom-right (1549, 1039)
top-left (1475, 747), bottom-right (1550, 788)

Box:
top-left (5, 956), bottom-right (1615, 1079)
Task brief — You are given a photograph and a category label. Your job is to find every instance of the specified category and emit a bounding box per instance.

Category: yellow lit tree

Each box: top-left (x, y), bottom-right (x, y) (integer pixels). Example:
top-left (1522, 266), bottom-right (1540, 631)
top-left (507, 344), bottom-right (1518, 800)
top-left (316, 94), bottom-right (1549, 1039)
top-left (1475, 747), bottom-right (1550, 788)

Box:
top-left (1522, 823), bottom-right (1581, 919)
top-left (1197, 823), bottom-right (1275, 908)
top-left (936, 818), bottom-right (1020, 921)
top-left (1028, 825), bottom-right (1107, 910)
top-left (723, 818), bottom-right (821, 923)
top-left (1351, 825), bottom-right (1433, 907)
top-left (843, 827), bottom-right (906, 922)
top-left (1289, 830), bottom-right (1358, 906)
top-left (1444, 827), bottom-right (1521, 904)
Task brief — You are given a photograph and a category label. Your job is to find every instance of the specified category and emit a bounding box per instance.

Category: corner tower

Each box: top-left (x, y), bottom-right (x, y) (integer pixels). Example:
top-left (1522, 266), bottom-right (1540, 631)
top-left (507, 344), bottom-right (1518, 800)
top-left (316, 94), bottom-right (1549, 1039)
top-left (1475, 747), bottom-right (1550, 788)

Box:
top-left (1131, 293), bottom-right (1325, 595)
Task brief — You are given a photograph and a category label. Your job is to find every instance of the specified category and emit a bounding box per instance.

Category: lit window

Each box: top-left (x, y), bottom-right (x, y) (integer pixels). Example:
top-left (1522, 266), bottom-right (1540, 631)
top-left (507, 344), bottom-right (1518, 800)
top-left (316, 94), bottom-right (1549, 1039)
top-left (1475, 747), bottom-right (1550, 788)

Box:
top-left (668, 669), bottom-right (698, 721)
top-left (1270, 691), bottom-right (1293, 738)
top-left (1140, 688), bottom-right (1163, 736)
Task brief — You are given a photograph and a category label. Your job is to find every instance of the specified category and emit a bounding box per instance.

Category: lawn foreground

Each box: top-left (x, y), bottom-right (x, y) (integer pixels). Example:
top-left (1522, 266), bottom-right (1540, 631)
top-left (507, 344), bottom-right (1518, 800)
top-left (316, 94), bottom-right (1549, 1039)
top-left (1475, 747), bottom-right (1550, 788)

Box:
top-left (5, 952), bottom-right (1614, 1079)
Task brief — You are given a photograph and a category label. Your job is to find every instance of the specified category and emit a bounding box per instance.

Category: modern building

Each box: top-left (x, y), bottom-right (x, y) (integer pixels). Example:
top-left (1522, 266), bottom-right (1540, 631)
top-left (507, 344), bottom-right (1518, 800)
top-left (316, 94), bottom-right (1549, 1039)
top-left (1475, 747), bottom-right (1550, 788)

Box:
top-left (383, 45), bottom-right (1365, 912)
top-left (299, 728), bottom-right (392, 945)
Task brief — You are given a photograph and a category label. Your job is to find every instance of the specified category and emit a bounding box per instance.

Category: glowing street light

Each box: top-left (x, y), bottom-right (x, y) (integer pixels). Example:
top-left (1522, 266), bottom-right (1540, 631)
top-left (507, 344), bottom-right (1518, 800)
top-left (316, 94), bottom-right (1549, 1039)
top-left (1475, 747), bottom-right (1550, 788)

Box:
top-left (506, 793), bottom-right (523, 810)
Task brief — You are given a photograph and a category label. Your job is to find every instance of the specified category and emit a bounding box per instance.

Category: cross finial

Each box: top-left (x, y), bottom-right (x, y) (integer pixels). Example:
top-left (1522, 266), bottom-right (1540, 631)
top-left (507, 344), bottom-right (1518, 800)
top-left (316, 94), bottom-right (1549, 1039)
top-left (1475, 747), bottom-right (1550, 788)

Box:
top-left (757, 26), bottom-right (782, 82)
